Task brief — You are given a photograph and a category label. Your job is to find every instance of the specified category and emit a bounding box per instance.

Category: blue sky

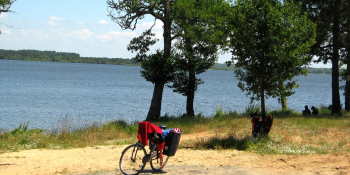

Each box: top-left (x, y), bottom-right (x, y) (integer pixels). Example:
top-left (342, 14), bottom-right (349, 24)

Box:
top-left (0, 0), bottom-right (331, 67)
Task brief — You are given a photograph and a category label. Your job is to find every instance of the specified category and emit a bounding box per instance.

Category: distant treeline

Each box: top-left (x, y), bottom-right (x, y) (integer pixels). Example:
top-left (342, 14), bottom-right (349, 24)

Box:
top-left (306, 67), bottom-right (332, 74)
top-left (0, 49), bottom-right (332, 74)
top-left (0, 49), bottom-right (140, 65)
top-left (211, 62), bottom-right (332, 74)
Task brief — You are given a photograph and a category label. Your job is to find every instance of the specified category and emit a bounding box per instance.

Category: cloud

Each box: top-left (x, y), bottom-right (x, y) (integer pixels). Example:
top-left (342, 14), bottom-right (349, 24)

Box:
top-left (44, 21), bottom-right (61, 27)
top-left (70, 28), bottom-right (93, 40)
top-left (140, 20), bottom-right (163, 31)
top-left (77, 22), bottom-right (85, 25)
top-left (97, 20), bottom-right (109, 25)
top-left (44, 17), bottom-right (66, 27)
top-left (0, 13), bottom-right (8, 19)
top-left (96, 31), bottom-right (137, 42)
top-left (50, 16), bottom-right (66, 21)
top-left (96, 34), bottom-right (112, 42)
top-left (1, 29), bottom-right (10, 34)
top-left (154, 31), bottom-right (163, 39)
top-left (110, 31), bottom-right (138, 39)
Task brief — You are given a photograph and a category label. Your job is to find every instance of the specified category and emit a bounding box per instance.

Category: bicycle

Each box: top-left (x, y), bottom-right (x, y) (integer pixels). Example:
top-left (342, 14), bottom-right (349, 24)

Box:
top-left (119, 122), bottom-right (180, 175)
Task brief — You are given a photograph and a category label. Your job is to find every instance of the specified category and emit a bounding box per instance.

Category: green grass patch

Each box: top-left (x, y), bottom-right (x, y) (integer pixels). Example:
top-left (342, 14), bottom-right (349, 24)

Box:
top-left (0, 107), bottom-right (349, 155)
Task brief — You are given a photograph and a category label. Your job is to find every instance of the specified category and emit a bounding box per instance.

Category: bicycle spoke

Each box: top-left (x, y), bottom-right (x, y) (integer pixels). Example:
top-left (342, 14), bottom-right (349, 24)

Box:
top-left (119, 144), bottom-right (147, 175)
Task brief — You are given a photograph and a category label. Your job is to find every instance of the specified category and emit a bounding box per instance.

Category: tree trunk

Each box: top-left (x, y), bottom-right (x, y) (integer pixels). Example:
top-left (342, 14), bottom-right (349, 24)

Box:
top-left (146, 82), bottom-right (164, 121)
top-left (260, 76), bottom-right (266, 115)
top-left (185, 31), bottom-right (195, 118)
top-left (346, 60), bottom-right (350, 110)
top-left (187, 67), bottom-right (196, 118)
top-left (331, 0), bottom-right (341, 115)
top-left (145, 0), bottom-right (172, 121)
top-left (279, 80), bottom-right (289, 110)
top-left (345, 18), bottom-right (350, 111)
top-left (346, 34), bottom-right (350, 111)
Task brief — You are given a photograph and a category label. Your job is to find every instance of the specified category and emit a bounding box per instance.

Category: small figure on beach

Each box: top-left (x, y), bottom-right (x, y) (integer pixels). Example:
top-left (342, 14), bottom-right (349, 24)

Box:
top-left (311, 106), bottom-right (318, 115)
top-left (302, 105), bottom-right (311, 115)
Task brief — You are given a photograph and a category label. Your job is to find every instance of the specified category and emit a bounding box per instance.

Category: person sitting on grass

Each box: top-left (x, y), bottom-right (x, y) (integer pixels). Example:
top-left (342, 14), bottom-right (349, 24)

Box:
top-left (311, 106), bottom-right (318, 115)
top-left (302, 105), bottom-right (311, 116)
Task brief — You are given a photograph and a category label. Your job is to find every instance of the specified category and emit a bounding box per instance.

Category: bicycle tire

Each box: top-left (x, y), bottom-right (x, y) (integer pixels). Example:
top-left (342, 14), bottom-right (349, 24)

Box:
top-left (150, 149), bottom-right (169, 171)
top-left (119, 143), bottom-right (147, 175)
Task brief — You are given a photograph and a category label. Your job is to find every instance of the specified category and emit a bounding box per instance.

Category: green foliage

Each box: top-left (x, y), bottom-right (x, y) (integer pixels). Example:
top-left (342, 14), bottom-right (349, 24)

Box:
top-left (213, 107), bottom-right (227, 118)
top-left (269, 109), bottom-right (299, 118)
top-left (10, 122), bottom-right (29, 137)
top-left (140, 50), bottom-right (176, 84)
top-left (1, 111), bottom-right (350, 154)
top-left (306, 67), bottom-right (332, 74)
top-left (0, 0), bottom-right (15, 13)
top-left (243, 104), bottom-right (261, 116)
top-left (228, 0), bottom-right (316, 113)
top-left (105, 120), bottom-right (128, 130)
top-left (108, 0), bottom-right (175, 121)
top-left (211, 63), bottom-right (236, 71)
top-left (9, 122), bottom-right (44, 137)
top-left (0, 49), bottom-right (139, 65)
top-left (294, 0), bottom-right (349, 113)
top-left (195, 134), bottom-right (250, 150)
top-left (168, 0), bottom-right (231, 96)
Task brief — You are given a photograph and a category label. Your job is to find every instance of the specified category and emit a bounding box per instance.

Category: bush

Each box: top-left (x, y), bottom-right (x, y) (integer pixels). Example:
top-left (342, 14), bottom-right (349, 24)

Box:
top-left (243, 104), bottom-right (261, 116)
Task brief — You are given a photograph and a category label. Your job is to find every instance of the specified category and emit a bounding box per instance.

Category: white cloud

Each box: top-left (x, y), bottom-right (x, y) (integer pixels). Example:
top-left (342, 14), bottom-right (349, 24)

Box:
top-left (97, 20), bottom-right (109, 25)
top-left (50, 28), bottom-right (67, 35)
top-left (96, 31), bottom-right (137, 43)
top-left (0, 13), bottom-right (8, 19)
top-left (154, 31), bottom-right (163, 39)
top-left (20, 29), bottom-right (29, 36)
top-left (16, 29), bottom-right (43, 38)
top-left (118, 31), bottom-right (137, 38)
top-left (70, 28), bottom-right (93, 40)
top-left (1, 29), bottom-right (10, 34)
top-left (50, 16), bottom-right (66, 21)
top-left (96, 34), bottom-right (112, 42)
top-left (77, 22), bottom-right (85, 25)
top-left (140, 20), bottom-right (163, 30)
top-left (45, 21), bottom-right (61, 27)
top-left (110, 31), bottom-right (121, 37)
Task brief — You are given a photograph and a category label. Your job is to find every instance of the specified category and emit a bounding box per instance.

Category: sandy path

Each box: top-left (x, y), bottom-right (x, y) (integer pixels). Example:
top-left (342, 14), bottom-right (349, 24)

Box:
top-left (1, 146), bottom-right (350, 175)
top-left (0, 133), bottom-right (350, 175)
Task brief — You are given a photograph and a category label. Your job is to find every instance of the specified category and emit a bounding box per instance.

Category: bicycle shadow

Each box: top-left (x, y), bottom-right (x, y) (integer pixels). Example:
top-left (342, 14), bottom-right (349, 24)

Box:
top-left (140, 169), bottom-right (168, 174)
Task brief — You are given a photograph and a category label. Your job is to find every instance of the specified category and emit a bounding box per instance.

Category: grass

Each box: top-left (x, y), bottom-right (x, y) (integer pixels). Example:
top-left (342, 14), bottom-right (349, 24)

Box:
top-left (0, 107), bottom-right (349, 155)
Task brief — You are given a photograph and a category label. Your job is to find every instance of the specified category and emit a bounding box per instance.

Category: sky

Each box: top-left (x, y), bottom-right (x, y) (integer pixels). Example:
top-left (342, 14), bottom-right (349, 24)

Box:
top-left (0, 0), bottom-right (331, 67)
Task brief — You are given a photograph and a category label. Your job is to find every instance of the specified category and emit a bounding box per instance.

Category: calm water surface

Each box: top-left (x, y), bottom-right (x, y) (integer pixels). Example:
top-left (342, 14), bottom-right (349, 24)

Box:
top-left (0, 59), bottom-right (344, 130)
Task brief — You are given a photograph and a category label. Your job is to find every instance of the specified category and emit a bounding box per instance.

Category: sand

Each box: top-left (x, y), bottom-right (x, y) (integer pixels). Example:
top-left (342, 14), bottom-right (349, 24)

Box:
top-left (1, 133), bottom-right (349, 175)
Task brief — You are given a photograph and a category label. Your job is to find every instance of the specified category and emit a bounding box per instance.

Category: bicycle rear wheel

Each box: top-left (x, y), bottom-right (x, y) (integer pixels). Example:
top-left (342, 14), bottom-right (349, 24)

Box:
top-left (150, 150), bottom-right (169, 171)
top-left (119, 143), bottom-right (147, 175)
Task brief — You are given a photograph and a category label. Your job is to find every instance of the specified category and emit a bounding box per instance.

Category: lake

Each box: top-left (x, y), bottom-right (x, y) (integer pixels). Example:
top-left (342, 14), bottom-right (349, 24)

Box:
top-left (0, 59), bottom-right (344, 130)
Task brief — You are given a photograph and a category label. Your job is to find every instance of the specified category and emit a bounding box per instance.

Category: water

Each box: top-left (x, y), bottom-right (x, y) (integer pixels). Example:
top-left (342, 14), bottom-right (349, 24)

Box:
top-left (0, 59), bottom-right (344, 130)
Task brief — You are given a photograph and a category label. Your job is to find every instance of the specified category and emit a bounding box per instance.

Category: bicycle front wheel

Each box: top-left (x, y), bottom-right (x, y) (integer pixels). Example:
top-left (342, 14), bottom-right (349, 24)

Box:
top-left (150, 150), bottom-right (169, 171)
top-left (119, 144), bottom-right (147, 175)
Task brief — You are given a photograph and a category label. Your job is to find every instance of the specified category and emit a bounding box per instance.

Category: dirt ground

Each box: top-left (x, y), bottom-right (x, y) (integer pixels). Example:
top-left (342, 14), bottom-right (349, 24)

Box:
top-left (0, 133), bottom-right (350, 175)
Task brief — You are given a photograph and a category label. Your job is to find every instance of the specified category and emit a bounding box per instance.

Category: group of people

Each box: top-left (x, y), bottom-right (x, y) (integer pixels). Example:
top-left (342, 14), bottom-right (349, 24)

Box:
top-left (302, 105), bottom-right (318, 116)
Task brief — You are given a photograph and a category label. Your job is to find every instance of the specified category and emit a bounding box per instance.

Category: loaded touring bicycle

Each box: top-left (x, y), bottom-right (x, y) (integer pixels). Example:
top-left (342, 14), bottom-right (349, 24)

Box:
top-left (119, 121), bottom-right (181, 175)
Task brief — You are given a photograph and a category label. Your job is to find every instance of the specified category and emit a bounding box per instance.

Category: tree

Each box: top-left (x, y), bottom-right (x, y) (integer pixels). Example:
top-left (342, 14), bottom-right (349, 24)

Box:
top-left (227, 0), bottom-right (315, 115)
top-left (0, 0), bottom-right (15, 13)
top-left (295, 0), bottom-right (349, 114)
top-left (107, 0), bottom-right (175, 121)
top-left (167, 0), bottom-right (230, 117)
top-left (339, 1), bottom-right (350, 110)
top-left (0, 0), bottom-right (16, 34)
